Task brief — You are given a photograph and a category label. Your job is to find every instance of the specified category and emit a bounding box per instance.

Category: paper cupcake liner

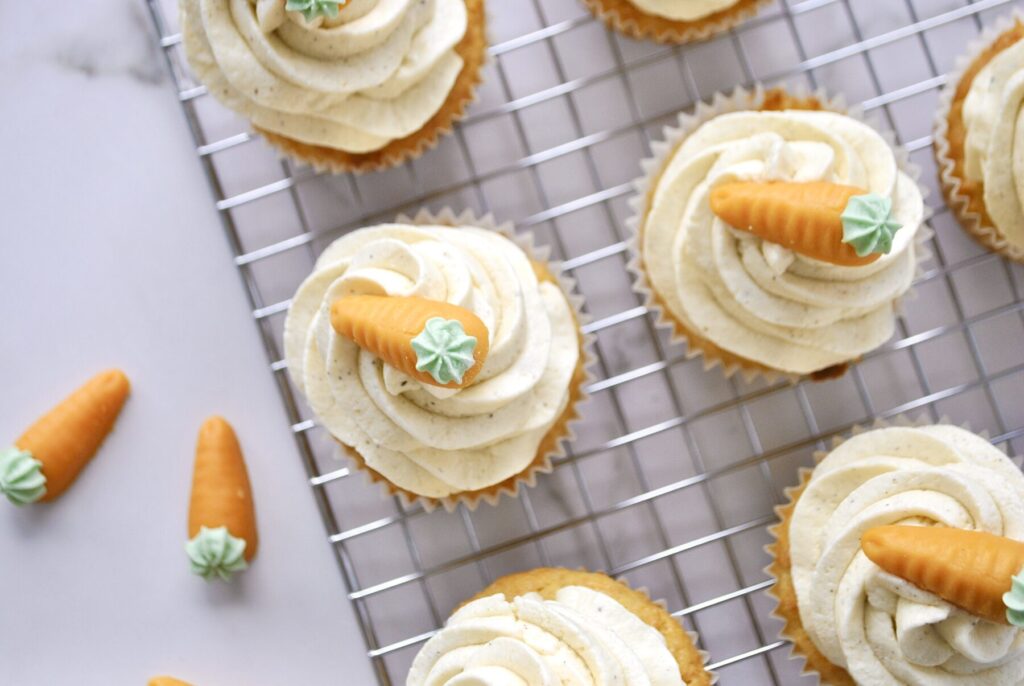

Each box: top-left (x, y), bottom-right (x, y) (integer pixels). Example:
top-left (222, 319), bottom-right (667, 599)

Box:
top-left (934, 10), bottom-right (1024, 263)
top-left (257, 0), bottom-right (487, 175)
top-left (626, 84), bottom-right (933, 385)
top-left (461, 567), bottom-right (716, 685)
top-left (582, 0), bottom-right (771, 44)
top-left (764, 414), bottom-right (1002, 685)
top-left (333, 207), bottom-right (596, 513)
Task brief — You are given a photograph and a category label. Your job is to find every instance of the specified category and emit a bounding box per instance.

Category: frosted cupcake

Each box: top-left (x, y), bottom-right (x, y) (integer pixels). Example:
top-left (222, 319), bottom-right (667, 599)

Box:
top-left (768, 424), bottom-right (1024, 684)
top-left (630, 89), bottom-right (926, 381)
top-left (407, 567), bottom-right (713, 685)
top-left (582, 0), bottom-right (770, 44)
top-left (936, 13), bottom-right (1024, 262)
top-left (283, 214), bottom-right (588, 510)
top-left (180, 0), bottom-right (486, 173)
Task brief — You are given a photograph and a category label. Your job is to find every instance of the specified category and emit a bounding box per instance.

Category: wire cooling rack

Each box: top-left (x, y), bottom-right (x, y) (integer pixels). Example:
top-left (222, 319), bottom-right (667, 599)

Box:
top-left (146, 0), bottom-right (1024, 682)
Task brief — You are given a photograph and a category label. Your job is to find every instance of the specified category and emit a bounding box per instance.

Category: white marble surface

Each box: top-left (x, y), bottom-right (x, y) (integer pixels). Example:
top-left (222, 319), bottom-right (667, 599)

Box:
top-left (0, 1), bottom-right (375, 683)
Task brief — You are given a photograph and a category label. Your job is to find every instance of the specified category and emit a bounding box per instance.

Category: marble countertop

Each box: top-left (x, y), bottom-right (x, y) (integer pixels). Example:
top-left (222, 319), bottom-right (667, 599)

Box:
top-left (0, 0), bottom-right (375, 683)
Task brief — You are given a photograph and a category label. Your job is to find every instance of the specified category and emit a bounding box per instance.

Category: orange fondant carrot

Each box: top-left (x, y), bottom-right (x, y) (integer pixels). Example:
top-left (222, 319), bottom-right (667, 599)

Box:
top-left (709, 181), bottom-right (879, 267)
top-left (862, 525), bottom-right (1024, 624)
top-left (330, 295), bottom-right (490, 388)
top-left (189, 417), bottom-right (258, 562)
top-left (148, 678), bottom-right (193, 686)
top-left (14, 369), bottom-right (130, 502)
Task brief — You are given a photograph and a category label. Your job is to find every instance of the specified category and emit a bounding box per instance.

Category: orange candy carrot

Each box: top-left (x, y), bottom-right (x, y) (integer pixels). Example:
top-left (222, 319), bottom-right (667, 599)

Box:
top-left (186, 417), bottom-right (257, 580)
top-left (862, 525), bottom-right (1024, 624)
top-left (1, 369), bottom-right (130, 505)
top-left (149, 678), bottom-right (193, 686)
top-left (710, 181), bottom-right (880, 267)
top-left (330, 295), bottom-right (490, 388)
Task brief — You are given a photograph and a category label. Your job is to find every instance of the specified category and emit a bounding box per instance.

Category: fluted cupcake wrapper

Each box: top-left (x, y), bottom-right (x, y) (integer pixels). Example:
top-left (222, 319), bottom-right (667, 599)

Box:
top-left (257, 0), bottom-right (487, 175)
top-left (582, 0), bottom-right (771, 45)
top-left (626, 83), bottom-right (933, 385)
top-left (763, 414), bottom-right (1005, 686)
top-left (933, 9), bottom-right (1024, 264)
top-left (333, 207), bottom-right (596, 513)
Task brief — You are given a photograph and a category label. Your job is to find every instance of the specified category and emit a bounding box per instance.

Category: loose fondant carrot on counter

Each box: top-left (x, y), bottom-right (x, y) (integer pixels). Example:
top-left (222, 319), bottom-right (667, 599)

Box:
top-left (149, 677), bottom-right (193, 686)
top-left (0, 369), bottom-right (130, 506)
top-left (709, 181), bottom-right (902, 267)
top-left (186, 417), bottom-right (257, 581)
top-left (331, 295), bottom-right (490, 388)
top-left (862, 525), bottom-right (1024, 625)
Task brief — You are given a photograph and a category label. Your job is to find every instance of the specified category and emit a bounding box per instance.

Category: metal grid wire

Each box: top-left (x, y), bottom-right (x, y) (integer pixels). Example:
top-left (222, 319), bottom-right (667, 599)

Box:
top-left (146, 0), bottom-right (1024, 682)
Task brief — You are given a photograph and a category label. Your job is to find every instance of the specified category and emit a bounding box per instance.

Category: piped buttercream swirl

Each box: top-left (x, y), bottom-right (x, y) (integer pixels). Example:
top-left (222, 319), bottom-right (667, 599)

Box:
top-left (640, 108), bottom-right (924, 375)
top-left (789, 425), bottom-right (1024, 684)
top-left (284, 224), bottom-right (579, 499)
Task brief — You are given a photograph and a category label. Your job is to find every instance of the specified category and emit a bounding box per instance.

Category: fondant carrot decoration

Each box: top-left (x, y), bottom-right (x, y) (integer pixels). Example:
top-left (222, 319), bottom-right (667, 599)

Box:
top-left (331, 295), bottom-right (490, 388)
top-left (149, 678), bottom-right (193, 686)
top-left (862, 525), bottom-right (1024, 625)
top-left (709, 181), bottom-right (902, 266)
top-left (186, 417), bottom-right (257, 581)
top-left (0, 369), bottom-right (130, 505)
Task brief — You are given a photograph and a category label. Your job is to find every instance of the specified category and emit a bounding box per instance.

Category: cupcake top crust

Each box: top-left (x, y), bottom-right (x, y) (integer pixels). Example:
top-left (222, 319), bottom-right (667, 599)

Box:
top-left (283, 224), bottom-right (580, 500)
top-left (407, 585), bottom-right (685, 685)
top-left (180, 0), bottom-right (468, 153)
top-left (790, 425), bottom-right (1024, 684)
top-left (626, 0), bottom-right (741, 21)
top-left (640, 108), bottom-right (924, 376)
top-left (961, 31), bottom-right (1024, 250)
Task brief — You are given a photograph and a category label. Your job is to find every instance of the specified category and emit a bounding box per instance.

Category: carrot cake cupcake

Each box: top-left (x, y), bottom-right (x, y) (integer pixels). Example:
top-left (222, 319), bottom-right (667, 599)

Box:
top-left (768, 424), bottom-right (1024, 684)
top-left (936, 13), bottom-right (1024, 262)
top-left (583, 0), bottom-right (770, 44)
top-left (180, 0), bottom-right (486, 173)
top-left (407, 567), bottom-right (713, 685)
top-left (283, 214), bottom-right (588, 510)
top-left (630, 89), bottom-right (926, 380)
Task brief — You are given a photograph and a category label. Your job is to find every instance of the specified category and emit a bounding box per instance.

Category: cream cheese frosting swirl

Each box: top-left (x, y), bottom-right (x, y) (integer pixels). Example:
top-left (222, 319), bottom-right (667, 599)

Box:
top-left (626, 0), bottom-right (740, 22)
top-left (962, 36), bottom-right (1024, 250)
top-left (790, 425), bottom-right (1024, 684)
top-left (641, 109), bottom-right (923, 375)
top-left (180, 0), bottom-right (468, 152)
top-left (407, 586), bottom-right (682, 685)
top-left (284, 224), bottom-right (579, 499)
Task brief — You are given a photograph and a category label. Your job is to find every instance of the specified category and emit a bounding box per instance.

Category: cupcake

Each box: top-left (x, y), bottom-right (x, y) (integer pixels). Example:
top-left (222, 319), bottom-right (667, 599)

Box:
top-left (768, 423), bottom-right (1024, 684)
top-left (283, 212), bottom-right (589, 510)
top-left (935, 13), bottom-right (1024, 262)
top-left (407, 567), bottom-right (713, 685)
top-left (180, 0), bottom-right (486, 173)
top-left (583, 0), bottom-right (770, 44)
top-left (629, 88), bottom-right (926, 381)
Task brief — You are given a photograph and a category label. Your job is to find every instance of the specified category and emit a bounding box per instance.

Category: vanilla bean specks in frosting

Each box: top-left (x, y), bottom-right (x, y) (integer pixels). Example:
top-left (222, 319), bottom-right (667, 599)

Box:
top-left (639, 108), bottom-right (924, 375)
top-left (626, 0), bottom-right (742, 21)
top-left (407, 586), bottom-right (683, 685)
top-left (961, 34), bottom-right (1024, 250)
top-left (790, 425), bottom-right (1024, 684)
top-left (180, 0), bottom-right (469, 152)
top-left (283, 224), bottom-right (579, 500)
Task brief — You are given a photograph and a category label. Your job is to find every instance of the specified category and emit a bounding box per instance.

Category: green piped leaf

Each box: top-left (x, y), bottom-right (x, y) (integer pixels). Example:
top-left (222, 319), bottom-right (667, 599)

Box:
top-left (0, 446), bottom-right (46, 506)
top-left (1004, 569), bottom-right (1024, 627)
top-left (411, 317), bottom-right (477, 385)
top-left (840, 193), bottom-right (902, 258)
top-left (285, 0), bottom-right (345, 22)
top-left (186, 526), bottom-right (248, 581)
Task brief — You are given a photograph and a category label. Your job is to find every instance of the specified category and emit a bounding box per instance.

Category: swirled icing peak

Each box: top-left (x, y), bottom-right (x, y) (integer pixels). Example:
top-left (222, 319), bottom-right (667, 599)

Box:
top-left (185, 526), bottom-right (248, 581)
top-left (841, 193), bottom-right (902, 257)
top-left (0, 446), bottom-right (46, 506)
top-left (412, 317), bottom-right (478, 385)
top-left (284, 0), bottom-right (347, 21)
top-left (1004, 571), bottom-right (1024, 627)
